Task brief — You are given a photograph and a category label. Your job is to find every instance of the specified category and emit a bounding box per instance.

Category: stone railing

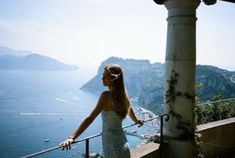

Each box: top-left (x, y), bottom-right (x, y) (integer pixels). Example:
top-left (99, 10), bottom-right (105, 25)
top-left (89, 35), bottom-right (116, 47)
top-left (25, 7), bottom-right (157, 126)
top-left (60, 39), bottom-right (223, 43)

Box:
top-left (131, 117), bottom-right (235, 158)
top-left (197, 117), bottom-right (235, 158)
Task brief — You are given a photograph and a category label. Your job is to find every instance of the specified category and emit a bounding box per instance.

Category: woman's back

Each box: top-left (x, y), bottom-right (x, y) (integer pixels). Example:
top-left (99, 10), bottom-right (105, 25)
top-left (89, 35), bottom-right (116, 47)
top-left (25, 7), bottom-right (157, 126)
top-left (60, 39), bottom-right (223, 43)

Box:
top-left (102, 110), bottom-right (122, 131)
top-left (101, 96), bottom-right (130, 158)
top-left (101, 91), bottom-right (123, 131)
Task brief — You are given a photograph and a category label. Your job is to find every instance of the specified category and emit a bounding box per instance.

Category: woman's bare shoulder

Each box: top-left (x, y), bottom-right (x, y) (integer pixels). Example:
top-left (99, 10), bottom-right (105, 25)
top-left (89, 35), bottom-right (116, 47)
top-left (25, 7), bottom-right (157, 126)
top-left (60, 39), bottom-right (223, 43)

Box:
top-left (100, 91), bottom-right (112, 110)
top-left (101, 90), bottom-right (111, 95)
top-left (100, 91), bottom-right (111, 99)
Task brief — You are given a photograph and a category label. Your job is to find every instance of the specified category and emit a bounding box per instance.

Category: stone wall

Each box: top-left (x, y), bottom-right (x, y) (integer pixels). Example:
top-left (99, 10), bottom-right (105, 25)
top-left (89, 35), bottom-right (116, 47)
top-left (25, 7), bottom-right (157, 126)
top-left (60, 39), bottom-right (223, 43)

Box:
top-left (197, 117), bottom-right (235, 158)
top-left (131, 117), bottom-right (235, 158)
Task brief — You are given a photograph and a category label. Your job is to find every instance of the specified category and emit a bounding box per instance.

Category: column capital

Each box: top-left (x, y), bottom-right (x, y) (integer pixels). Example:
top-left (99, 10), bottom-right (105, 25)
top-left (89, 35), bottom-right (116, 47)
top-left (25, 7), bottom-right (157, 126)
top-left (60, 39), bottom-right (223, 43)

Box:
top-left (203, 0), bottom-right (217, 5)
top-left (164, 0), bottom-right (201, 10)
top-left (153, 0), bottom-right (165, 5)
top-left (153, 0), bottom-right (217, 6)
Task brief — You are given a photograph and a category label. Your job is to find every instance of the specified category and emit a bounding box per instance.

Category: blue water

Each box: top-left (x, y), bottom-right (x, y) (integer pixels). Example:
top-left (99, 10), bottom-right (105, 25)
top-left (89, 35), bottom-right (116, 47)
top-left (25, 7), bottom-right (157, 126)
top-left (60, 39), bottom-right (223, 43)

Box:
top-left (0, 70), bottom-right (159, 158)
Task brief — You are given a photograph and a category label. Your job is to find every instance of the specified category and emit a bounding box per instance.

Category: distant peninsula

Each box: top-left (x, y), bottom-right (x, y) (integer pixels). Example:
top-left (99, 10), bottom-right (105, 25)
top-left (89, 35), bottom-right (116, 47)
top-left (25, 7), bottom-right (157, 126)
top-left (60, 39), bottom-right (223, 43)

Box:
top-left (81, 56), bottom-right (235, 114)
top-left (0, 46), bottom-right (78, 71)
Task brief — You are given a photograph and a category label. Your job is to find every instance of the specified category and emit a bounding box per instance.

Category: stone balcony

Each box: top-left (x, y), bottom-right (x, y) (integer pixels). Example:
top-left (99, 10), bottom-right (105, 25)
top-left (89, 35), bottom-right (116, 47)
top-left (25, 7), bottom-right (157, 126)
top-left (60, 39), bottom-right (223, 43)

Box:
top-left (131, 117), bottom-right (235, 158)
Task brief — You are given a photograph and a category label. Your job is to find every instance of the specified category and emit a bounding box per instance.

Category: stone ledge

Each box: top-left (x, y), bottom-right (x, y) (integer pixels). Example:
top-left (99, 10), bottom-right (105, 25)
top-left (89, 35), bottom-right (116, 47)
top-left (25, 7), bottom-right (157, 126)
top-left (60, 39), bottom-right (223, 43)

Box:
top-left (131, 142), bottom-right (160, 158)
top-left (197, 117), bottom-right (235, 131)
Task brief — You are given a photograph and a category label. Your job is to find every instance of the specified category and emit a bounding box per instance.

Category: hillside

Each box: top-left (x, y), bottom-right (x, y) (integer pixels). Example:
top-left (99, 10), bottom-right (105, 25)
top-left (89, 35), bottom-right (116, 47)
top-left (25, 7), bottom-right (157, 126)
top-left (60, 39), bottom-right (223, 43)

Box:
top-left (81, 57), bottom-right (235, 114)
top-left (0, 46), bottom-right (78, 70)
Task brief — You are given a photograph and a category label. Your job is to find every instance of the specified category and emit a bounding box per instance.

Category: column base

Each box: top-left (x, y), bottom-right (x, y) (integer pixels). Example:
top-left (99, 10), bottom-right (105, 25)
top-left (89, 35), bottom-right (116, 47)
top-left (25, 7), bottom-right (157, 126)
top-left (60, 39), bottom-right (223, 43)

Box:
top-left (161, 140), bottom-right (195, 158)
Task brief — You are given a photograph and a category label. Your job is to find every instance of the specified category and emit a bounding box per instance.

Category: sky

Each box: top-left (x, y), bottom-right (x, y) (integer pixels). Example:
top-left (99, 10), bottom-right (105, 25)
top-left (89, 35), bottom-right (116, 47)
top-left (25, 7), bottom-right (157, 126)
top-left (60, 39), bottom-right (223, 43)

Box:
top-left (0, 0), bottom-right (235, 75)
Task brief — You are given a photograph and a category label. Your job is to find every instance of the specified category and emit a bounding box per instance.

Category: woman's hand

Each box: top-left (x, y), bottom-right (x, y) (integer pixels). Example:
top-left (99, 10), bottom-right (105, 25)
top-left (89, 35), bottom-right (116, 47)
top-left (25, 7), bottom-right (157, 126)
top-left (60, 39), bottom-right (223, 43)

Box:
top-left (136, 119), bottom-right (144, 127)
top-left (59, 138), bottom-right (74, 150)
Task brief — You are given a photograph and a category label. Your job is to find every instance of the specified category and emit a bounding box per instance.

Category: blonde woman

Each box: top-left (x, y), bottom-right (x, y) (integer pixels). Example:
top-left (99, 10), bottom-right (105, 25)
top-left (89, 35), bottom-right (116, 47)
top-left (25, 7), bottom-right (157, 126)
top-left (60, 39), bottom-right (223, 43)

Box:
top-left (60, 64), bottom-right (143, 158)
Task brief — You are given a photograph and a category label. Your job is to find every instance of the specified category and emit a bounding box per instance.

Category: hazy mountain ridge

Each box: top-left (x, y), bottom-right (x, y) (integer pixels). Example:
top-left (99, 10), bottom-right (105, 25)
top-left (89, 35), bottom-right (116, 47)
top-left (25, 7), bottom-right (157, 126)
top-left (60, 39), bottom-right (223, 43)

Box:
top-left (196, 65), bottom-right (235, 100)
top-left (0, 46), bottom-right (31, 56)
top-left (81, 57), bottom-right (163, 97)
top-left (0, 46), bottom-right (78, 70)
top-left (81, 57), bottom-right (235, 114)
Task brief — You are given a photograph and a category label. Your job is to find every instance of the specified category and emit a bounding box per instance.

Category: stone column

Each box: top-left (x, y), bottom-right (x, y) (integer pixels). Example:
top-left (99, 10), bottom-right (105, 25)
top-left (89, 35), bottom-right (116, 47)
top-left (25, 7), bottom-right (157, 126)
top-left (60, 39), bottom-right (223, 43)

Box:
top-left (156, 0), bottom-right (200, 157)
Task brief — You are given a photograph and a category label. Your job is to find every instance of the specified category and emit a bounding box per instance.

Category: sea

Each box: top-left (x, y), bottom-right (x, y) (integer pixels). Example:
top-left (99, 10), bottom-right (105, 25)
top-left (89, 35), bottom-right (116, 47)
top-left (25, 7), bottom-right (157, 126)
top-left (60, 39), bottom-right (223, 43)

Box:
top-left (0, 69), bottom-right (159, 158)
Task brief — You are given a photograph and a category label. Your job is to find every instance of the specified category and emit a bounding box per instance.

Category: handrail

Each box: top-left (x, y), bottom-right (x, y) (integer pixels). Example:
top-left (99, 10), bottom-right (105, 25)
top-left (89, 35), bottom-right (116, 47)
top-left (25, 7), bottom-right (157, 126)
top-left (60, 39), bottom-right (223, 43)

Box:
top-left (197, 98), bottom-right (235, 106)
top-left (22, 114), bottom-right (169, 158)
top-left (21, 98), bottom-right (235, 158)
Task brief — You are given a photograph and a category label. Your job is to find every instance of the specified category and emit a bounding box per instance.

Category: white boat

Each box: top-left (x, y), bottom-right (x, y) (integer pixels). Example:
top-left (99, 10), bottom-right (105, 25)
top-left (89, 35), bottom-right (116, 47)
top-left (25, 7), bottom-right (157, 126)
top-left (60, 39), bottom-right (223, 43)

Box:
top-left (44, 139), bottom-right (50, 142)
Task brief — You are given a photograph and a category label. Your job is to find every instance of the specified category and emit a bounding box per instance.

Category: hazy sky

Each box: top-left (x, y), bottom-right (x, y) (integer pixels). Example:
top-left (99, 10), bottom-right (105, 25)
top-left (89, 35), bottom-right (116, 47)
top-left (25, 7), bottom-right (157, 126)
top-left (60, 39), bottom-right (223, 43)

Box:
top-left (0, 0), bottom-right (235, 74)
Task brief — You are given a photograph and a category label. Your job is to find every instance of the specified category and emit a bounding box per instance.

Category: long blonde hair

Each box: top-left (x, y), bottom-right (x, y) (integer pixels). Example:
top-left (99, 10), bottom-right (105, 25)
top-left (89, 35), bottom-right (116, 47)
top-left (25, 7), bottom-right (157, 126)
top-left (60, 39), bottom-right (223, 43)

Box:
top-left (105, 64), bottom-right (130, 119)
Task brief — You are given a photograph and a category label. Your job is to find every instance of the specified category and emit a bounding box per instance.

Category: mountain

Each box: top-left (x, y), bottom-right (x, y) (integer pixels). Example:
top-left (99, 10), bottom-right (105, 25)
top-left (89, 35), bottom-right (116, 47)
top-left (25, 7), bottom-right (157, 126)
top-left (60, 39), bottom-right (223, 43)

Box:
top-left (81, 57), bottom-right (235, 114)
top-left (196, 65), bottom-right (235, 100)
top-left (0, 46), bottom-right (32, 56)
top-left (0, 46), bottom-right (78, 70)
top-left (81, 56), bottom-right (164, 97)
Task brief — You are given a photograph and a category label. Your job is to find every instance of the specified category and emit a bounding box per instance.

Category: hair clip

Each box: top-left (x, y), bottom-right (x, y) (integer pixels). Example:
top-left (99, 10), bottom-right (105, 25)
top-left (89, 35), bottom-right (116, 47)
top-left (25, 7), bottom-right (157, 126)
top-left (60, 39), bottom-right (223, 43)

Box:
top-left (110, 73), bottom-right (121, 82)
top-left (105, 65), bottom-right (121, 82)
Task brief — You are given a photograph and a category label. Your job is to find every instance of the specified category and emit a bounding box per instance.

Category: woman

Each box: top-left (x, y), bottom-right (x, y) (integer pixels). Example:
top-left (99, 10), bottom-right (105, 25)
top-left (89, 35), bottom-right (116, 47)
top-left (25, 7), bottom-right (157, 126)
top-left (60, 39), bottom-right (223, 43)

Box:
top-left (59, 64), bottom-right (143, 158)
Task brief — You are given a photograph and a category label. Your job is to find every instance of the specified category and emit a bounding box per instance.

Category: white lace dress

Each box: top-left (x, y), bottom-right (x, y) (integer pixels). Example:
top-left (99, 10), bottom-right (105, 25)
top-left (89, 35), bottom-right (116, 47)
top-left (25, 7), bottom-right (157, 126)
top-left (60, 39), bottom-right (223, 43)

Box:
top-left (101, 110), bottom-right (130, 158)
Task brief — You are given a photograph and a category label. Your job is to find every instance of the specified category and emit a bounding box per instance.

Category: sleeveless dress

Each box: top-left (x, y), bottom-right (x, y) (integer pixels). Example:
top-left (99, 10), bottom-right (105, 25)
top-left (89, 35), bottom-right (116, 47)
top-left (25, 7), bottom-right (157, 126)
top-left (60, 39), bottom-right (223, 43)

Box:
top-left (101, 107), bottom-right (130, 158)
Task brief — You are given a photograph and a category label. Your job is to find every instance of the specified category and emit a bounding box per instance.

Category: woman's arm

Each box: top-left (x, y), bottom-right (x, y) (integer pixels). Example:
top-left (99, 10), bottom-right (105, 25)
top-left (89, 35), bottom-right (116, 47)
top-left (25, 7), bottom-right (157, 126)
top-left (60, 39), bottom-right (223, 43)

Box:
top-left (70, 92), bottom-right (106, 139)
top-left (59, 91), bottom-right (107, 150)
top-left (129, 107), bottom-right (144, 126)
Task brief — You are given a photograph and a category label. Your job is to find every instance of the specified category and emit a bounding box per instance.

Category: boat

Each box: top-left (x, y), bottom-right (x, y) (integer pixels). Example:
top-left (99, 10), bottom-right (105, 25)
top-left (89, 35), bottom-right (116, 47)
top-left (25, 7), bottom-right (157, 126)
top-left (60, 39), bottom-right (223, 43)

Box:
top-left (44, 139), bottom-right (50, 142)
